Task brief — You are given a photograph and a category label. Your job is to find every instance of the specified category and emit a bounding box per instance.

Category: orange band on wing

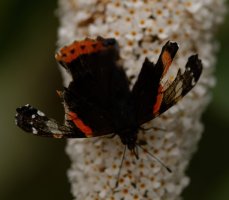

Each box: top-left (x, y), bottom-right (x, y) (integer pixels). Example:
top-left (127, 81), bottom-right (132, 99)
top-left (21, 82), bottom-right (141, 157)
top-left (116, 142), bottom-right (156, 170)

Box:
top-left (67, 111), bottom-right (93, 137)
top-left (153, 85), bottom-right (164, 114)
top-left (55, 39), bottom-right (104, 64)
top-left (161, 50), bottom-right (172, 76)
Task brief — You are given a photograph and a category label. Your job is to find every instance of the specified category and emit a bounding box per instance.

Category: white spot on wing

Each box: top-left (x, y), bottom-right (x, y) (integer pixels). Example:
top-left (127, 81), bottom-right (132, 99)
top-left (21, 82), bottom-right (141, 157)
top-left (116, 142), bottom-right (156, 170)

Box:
top-left (191, 78), bottom-right (196, 86)
top-left (37, 110), bottom-right (45, 117)
top-left (46, 120), bottom-right (62, 134)
top-left (32, 114), bottom-right (36, 119)
top-left (32, 127), bottom-right (38, 134)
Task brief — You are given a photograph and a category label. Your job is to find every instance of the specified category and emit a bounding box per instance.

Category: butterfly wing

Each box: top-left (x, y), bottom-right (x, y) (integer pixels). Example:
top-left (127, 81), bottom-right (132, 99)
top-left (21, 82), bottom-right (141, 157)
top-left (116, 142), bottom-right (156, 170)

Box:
top-left (16, 37), bottom-right (131, 138)
top-left (132, 41), bottom-right (202, 125)
top-left (15, 104), bottom-right (79, 138)
top-left (57, 37), bottom-right (131, 137)
top-left (152, 54), bottom-right (202, 118)
top-left (132, 41), bottom-right (178, 124)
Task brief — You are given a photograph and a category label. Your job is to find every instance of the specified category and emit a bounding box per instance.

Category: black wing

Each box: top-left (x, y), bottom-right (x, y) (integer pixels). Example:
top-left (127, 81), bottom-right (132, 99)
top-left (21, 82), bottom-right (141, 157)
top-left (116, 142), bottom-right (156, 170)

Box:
top-left (132, 41), bottom-right (179, 124)
top-left (153, 55), bottom-right (202, 118)
top-left (15, 104), bottom-right (80, 138)
top-left (16, 37), bottom-right (131, 138)
top-left (57, 37), bottom-right (131, 137)
top-left (132, 41), bottom-right (202, 125)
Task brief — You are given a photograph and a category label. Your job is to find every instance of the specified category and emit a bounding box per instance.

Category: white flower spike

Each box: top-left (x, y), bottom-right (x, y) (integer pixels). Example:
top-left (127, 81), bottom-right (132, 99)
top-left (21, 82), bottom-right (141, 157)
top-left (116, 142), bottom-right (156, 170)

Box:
top-left (57, 0), bottom-right (226, 199)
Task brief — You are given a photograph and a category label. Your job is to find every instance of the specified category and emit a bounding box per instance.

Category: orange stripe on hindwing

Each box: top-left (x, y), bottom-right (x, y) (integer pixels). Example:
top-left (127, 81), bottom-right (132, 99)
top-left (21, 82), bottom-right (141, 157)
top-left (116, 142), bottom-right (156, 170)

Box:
top-left (153, 85), bottom-right (164, 114)
top-left (161, 50), bottom-right (172, 76)
top-left (67, 111), bottom-right (93, 137)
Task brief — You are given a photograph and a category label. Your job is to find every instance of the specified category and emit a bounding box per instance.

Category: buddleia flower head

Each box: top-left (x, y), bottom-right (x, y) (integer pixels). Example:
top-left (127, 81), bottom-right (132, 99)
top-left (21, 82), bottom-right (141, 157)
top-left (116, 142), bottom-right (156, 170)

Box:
top-left (57, 0), bottom-right (226, 199)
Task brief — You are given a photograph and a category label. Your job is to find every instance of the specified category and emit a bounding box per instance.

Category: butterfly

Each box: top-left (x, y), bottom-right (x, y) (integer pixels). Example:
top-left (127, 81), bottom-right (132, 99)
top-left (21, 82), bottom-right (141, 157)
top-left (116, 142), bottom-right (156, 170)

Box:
top-left (15, 36), bottom-right (202, 162)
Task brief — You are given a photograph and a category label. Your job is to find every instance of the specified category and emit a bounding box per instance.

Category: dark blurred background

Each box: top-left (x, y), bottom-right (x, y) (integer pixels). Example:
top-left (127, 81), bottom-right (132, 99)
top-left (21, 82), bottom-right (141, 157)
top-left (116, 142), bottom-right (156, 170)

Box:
top-left (0, 0), bottom-right (228, 199)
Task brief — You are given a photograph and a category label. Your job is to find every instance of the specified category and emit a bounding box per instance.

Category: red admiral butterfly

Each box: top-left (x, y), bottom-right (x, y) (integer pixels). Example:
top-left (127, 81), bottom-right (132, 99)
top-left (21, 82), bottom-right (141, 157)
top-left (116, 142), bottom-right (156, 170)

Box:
top-left (15, 37), bottom-right (202, 166)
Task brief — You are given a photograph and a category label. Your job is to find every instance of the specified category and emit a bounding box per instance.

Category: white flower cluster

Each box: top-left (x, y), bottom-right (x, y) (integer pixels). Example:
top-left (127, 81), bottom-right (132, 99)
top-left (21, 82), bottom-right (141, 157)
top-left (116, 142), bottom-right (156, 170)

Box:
top-left (57, 0), bottom-right (226, 199)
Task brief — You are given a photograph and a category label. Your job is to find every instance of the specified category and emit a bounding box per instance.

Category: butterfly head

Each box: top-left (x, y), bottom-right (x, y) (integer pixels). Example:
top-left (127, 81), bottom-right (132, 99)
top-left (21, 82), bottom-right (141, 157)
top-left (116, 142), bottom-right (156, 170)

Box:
top-left (118, 128), bottom-right (139, 158)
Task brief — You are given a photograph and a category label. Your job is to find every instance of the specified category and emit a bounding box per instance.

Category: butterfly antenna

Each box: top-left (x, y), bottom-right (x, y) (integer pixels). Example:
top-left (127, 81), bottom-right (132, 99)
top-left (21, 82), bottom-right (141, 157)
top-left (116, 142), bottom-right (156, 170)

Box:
top-left (115, 145), bottom-right (127, 188)
top-left (134, 145), bottom-right (139, 159)
top-left (137, 144), bottom-right (172, 173)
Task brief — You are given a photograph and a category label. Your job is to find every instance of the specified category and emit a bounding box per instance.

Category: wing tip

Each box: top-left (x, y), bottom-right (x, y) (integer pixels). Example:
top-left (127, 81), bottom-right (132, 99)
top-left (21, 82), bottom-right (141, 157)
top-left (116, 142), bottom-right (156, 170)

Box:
top-left (15, 104), bottom-right (35, 133)
top-left (187, 54), bottom-right (203, 75)
top-left (184, 54), bottom-right (203, 88)
top-left (163, 41), bottom-right (179, 58)
top-left (15, 104), bottom-right (48, 134)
